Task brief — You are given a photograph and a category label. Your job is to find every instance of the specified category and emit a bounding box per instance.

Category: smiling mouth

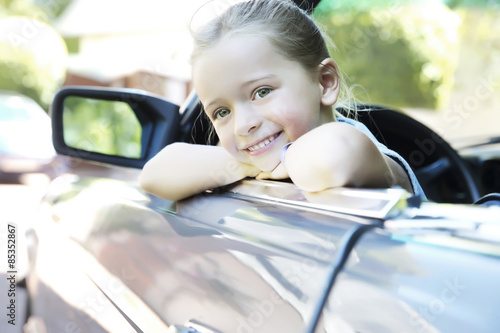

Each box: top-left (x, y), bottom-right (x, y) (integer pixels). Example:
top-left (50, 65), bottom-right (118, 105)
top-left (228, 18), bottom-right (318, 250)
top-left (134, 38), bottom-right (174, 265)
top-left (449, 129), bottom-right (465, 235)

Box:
top-left (246, 132), bottom-right (281, 152)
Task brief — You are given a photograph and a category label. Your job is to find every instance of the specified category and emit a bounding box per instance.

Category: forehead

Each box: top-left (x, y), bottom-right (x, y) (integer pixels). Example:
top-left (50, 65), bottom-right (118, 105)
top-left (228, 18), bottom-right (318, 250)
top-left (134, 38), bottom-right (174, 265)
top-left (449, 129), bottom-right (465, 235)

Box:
top-left (193, 34), bottom-right (282, 74)
top-left (191, 35), bottom-right (309, 98)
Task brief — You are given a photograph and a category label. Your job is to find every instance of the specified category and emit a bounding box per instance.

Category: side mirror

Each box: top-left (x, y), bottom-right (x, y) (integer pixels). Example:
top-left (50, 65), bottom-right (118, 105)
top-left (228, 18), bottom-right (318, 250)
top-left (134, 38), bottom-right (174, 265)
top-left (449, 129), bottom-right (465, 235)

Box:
top-left (50, 86), bottom-right (180, 169)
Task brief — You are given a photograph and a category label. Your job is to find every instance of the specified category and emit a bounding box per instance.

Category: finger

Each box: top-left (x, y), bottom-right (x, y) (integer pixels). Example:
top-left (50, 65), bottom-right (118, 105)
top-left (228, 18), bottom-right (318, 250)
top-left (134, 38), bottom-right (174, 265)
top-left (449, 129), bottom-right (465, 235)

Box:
top-left (256, 171), bottom-right (272, 180)
top-left (270, 163), bottom-right (289, 179)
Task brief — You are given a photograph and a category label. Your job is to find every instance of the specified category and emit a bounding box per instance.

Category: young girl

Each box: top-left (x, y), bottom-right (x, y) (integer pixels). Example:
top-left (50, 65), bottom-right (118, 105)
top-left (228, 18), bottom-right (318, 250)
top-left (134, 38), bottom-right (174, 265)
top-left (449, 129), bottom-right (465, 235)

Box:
top-left (139, 0), bottom-right (425, 201)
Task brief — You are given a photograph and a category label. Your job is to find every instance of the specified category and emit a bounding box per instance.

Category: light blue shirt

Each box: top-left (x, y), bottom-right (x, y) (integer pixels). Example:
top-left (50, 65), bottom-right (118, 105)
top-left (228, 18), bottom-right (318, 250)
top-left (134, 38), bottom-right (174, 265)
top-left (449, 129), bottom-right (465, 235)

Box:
top-left (337, 117), bottom-right (426, 199)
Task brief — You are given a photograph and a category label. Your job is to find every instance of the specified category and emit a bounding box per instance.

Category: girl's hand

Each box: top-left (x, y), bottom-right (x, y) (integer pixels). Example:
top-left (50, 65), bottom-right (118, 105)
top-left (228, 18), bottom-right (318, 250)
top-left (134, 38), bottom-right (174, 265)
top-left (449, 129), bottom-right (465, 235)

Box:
top-left (240, 161), bottom-right (262, 179)
top-left (255, 163), bottom-right (289, 181)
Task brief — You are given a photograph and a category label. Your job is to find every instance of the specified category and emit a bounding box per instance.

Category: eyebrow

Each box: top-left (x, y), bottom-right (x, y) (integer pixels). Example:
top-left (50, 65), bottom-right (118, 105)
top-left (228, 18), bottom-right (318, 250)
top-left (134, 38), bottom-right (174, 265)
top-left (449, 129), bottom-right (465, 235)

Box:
top-left (204, 98), bottom-right (223, 112)
top-left (241, 74), bottom-right (278, 88)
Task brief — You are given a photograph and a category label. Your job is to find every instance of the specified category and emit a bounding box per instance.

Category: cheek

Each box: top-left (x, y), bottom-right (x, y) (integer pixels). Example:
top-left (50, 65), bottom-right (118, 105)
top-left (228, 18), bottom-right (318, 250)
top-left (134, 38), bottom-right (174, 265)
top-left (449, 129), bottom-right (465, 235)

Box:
top-left (287, 123), bottom-right (315, 141)
top-left (215, 125), bottom-right (248, 158)
top-left (276, 108), bottom-right (319, 141)
top-left (271, 93), bottom-right (321, 140)
top-left (219, 136), bottom-right (235, 153)
top-left (214, 126), bottom-right (232, 149)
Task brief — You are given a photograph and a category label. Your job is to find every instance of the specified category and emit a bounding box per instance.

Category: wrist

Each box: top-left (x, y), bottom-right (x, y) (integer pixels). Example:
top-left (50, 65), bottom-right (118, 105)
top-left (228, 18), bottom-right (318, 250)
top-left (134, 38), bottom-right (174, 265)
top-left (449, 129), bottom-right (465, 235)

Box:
top-left (280, 142), bottom-right (294, 167)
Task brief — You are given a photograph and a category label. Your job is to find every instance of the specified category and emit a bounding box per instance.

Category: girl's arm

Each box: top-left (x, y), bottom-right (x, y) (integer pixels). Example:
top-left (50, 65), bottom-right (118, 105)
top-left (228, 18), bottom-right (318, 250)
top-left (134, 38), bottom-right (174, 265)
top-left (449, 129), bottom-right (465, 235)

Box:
top-left (139, 142), bottom-right (260, 201)
top-left (283, 122), bottom-right (413, 193)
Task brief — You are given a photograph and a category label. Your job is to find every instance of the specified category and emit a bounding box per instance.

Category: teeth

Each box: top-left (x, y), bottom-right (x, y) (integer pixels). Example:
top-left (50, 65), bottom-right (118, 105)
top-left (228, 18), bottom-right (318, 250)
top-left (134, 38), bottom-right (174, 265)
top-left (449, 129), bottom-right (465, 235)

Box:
top-left (249, 134), bottom-right (276, 151)
top-left (247, 134), bottom-right (278, 151)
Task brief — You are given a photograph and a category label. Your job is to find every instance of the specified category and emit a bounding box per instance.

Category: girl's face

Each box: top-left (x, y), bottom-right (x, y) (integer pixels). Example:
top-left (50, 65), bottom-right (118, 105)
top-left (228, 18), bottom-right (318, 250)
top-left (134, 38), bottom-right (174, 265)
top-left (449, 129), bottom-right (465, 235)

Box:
top-left (192, 34), bottom-right (337, 171)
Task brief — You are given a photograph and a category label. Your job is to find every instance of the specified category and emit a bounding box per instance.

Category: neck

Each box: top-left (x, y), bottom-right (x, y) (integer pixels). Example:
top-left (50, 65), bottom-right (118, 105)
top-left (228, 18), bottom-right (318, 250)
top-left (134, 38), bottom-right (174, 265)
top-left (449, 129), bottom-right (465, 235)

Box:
top-left (320, 105), bottom-right (334, 123)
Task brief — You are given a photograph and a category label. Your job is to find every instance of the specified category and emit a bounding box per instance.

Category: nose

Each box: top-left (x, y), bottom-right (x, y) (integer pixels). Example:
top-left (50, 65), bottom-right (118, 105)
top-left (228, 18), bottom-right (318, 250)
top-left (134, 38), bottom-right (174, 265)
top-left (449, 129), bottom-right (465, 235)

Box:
top-left (234, 103), bottom-right (262, 136)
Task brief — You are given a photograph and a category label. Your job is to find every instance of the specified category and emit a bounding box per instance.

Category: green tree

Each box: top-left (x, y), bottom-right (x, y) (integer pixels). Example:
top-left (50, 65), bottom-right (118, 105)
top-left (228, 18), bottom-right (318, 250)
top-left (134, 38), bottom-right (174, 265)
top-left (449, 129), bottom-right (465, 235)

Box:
top-left (0, 0), bottom-right (70, 111)
top-left (314, 1), bottom-right (460, 109)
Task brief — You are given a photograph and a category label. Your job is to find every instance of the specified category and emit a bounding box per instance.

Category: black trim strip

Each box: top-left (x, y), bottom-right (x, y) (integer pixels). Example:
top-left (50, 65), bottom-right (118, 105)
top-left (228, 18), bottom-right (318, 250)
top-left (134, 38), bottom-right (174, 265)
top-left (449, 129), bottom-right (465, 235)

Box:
top-left (87, 274), bottom-right (144, 333)
top-left (307, 223), bottom-right (379, 333)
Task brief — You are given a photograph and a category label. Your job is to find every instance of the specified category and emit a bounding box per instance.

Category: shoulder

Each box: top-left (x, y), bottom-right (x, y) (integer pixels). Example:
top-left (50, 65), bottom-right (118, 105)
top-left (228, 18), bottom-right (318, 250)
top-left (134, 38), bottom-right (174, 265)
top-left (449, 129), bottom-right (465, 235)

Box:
top-left (291, 122), bottom-right (374, 160)
top-left (307, 122), bottom-right (383, 156)
top-left (316, 120), bottom-right (367, 135)
top-left (314, 120), bottom-right (378, 147)
top-left (336, 117), bottom-right (381, 141)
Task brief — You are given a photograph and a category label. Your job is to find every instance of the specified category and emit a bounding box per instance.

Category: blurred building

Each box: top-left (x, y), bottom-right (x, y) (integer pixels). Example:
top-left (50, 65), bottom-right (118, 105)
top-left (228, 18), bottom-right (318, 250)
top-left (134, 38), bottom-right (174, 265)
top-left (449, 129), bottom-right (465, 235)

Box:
top-left (54, 0), bottom-right (212, 106)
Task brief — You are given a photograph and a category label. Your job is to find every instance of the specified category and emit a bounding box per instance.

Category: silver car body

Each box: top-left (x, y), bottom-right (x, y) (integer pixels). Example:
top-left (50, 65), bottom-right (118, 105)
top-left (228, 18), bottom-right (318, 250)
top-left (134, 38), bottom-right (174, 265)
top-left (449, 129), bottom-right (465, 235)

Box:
top-left (26, 167), bottom-right (500, 333)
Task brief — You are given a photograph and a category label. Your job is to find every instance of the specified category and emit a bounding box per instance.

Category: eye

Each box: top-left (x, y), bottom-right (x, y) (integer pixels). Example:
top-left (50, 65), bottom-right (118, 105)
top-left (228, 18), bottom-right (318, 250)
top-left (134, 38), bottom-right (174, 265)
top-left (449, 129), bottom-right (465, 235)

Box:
top-left (253, 87), bottom-right (272, 100)
top-left (214, 108), bottom-right (231, 119)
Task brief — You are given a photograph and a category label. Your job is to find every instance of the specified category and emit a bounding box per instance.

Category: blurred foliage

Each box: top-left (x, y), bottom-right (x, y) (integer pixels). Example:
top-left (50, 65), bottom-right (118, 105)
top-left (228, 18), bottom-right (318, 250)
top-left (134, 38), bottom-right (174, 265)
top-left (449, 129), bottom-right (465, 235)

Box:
top-left (0, 39), bottom-right (64, 110)
top-left (0, 0), bottom-right (70, 111)
top-left (0, 0), bottom-right (44, 19)
top-left (63, 97), bottom-right (142, 159)
top-left (444, 0), bottom-right (500, 8)
top-left (315, 0), bottom-right (500, 12)
top-left (0, 0), bottom-right (70, 21)
top-left (315, 1), bottom-right (461, 109)
top-left (64, 36), bottom-right (79, 53)
top-left (0, 42), bottom-right (47, 108)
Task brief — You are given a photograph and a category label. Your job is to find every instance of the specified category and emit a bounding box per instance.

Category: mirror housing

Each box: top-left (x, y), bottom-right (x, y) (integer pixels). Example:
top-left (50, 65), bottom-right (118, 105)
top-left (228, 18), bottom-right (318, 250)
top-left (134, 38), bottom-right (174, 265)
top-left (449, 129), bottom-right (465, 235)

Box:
top-left (50, 86), bottom-right (180, 169)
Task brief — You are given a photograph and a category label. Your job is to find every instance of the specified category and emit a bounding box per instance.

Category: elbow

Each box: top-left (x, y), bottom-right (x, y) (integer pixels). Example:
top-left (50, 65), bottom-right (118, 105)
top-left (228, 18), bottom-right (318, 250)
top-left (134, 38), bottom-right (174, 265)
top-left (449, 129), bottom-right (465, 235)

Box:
top-left (139, 172), bottom-right (185, 201)
top-left (138, 164), bottom-right (160, 197)
top-left (138, 167), bottom-right (155, 195)
top-left (138, 143), bottom-right (193, 201)
top-left (139, 161), bottom-right (183, 201)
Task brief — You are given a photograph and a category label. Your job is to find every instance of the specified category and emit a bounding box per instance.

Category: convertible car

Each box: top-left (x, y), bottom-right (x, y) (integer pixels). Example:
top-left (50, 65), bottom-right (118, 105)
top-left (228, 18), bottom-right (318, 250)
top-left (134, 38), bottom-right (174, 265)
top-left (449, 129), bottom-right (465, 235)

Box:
top-left (21, 0), bottom-right (500, 331)
top-left (22, 85), bottom-right (500, 333)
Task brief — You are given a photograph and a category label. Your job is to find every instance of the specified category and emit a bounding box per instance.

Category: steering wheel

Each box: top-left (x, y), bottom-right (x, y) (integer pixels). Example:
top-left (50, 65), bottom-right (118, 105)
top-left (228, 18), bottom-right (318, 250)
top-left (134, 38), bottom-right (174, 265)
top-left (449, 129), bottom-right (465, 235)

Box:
top-left (352, 105), bottom-right (480, 203)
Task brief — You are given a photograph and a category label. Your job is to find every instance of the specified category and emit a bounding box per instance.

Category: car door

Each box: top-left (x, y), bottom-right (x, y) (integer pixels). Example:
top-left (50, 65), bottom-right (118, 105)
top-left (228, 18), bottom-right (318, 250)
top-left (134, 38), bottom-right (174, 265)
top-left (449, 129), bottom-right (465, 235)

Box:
top-left (38, 169), bottom-right (408, 332)
top-left (31, 86), bottom-right (421, 332)
top-left (313, 204), bottom-right (500, 333)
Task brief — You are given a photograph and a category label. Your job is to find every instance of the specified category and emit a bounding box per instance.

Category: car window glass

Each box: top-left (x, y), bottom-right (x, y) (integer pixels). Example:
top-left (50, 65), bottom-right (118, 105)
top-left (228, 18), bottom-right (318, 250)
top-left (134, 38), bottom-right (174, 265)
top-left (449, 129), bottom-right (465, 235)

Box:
top-left (62, 96), bottom-right (142, 159)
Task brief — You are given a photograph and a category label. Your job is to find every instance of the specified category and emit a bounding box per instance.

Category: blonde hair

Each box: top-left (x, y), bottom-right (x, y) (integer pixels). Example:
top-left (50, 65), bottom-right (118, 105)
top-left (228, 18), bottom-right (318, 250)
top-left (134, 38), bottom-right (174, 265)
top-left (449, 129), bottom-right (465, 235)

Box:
top-left (191, 0), bottom-right (357, 126)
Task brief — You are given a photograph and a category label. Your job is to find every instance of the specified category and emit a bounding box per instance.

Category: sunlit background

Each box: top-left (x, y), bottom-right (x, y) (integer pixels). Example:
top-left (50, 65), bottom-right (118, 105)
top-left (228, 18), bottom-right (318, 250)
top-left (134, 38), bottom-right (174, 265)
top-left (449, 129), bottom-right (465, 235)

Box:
top-left (1, 0), bottom-right (499, 144)
top-left (313, 0), bottom-right (500, 143)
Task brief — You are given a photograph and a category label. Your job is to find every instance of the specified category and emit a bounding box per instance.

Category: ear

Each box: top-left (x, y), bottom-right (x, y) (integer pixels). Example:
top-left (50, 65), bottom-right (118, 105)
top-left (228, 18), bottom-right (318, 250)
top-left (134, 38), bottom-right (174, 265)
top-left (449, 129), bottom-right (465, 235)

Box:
top-left (318, 58), bottom-right (340, 106)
